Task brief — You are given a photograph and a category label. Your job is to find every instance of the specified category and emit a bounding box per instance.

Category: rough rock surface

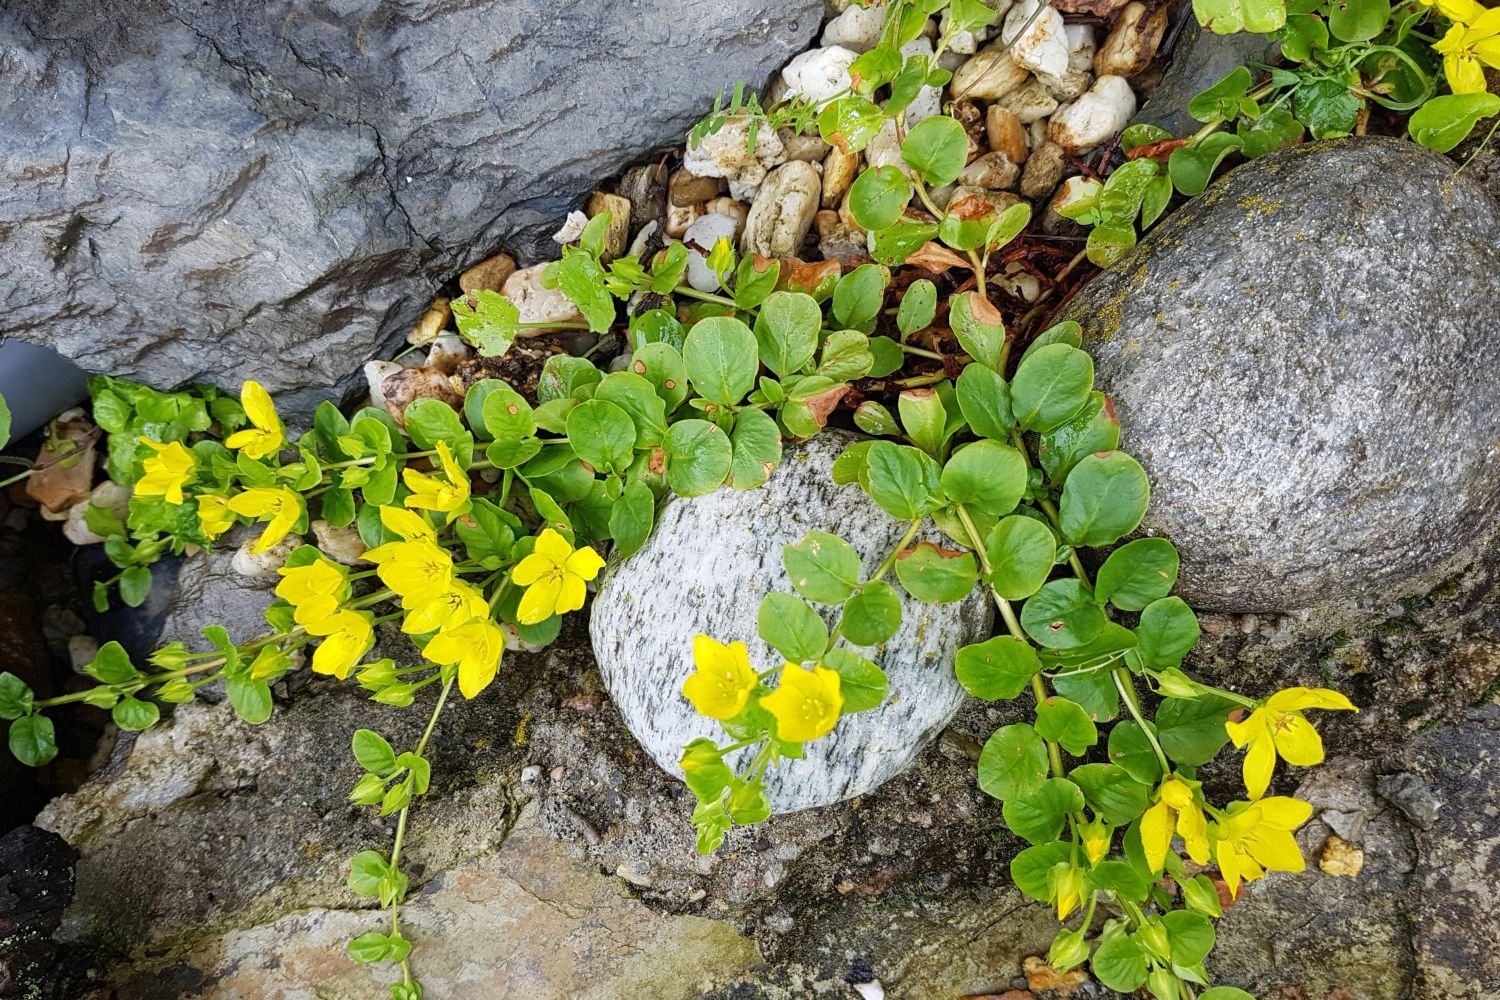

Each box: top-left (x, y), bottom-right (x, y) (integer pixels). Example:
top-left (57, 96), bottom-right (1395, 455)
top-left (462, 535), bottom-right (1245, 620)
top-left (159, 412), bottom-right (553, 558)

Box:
top-left (590, 430), bottom-right (993, 814)
top-left (29, 541), bottom-right (1500, 1000)
top-left (0, 1), bottom-right (824, 418)
top-left (0, 825), bottom-right (76, 999)
top-left (1132, 25), bottom-right (1277, 136)
top-left (1061, 137), bottom-right (1500, 615)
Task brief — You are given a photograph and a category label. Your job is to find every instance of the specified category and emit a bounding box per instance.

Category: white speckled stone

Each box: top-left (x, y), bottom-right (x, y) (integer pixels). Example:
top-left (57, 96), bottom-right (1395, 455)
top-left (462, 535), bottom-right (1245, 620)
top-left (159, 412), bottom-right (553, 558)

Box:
top-left (590, 430), bottom-right (993, 814)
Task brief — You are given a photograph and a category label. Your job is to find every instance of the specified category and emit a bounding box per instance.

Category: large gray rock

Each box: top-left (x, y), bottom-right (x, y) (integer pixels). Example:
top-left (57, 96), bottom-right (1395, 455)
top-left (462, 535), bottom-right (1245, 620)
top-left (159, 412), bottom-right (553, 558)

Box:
top-left (0, 1), bottom-right (824, 418)
top-left (1061, 137), bottom-right (1500, 614)
top-left (590, 429), bottom-right (993, 814)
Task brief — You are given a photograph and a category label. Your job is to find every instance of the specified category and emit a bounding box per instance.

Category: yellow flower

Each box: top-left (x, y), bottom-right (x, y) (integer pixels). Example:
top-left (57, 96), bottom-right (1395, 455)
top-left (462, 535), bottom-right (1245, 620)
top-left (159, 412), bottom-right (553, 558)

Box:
top-left (305, 609), bottom-right (374, 680)
top-left (1212, 796), bottom-right (1313, 898)
top-left (1419, 0), bottom-right (1484, 22)
top-left (1226, 686), bottom-right (1356, 799)
top-left (423, 617), bottom-right (505, 698)
top-left (681, 635), bottom-right (759, 720)
top-left (1434, 8), bottom-right (1500, 93)
top-left (402, 441), bottom-right (470, 517)
top-left (1140, 775), bottom-right (1211, 873)
top-left (224, 380), bottom-right (286, 460)
top-left (1081, 819), bottom-right (1113, 866)
top-left (197, 494), bottom-right (237, 539)
top-left (401, 581), bottom-right (489, 635)
top-left (226, 486), bottom-right (304, 553)
top-left (365, 538), bottom-right (454, 607)
top-left (137, 438), bottom-right (197, 505)
top-left (761, 664), bottom-right (844, 742)
top-left (511, 528), bottom-right (606, 625)
top-left (378, 505), bottom-right (436, 542)
top-left (275, 559), bottom-right (347, 626)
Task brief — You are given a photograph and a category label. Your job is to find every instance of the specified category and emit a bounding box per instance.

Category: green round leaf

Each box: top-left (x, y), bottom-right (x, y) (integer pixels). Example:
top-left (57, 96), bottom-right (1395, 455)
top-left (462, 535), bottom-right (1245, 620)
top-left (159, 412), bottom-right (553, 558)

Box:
top-left (1163, 909), bottom-right (1216, 966)
top-left (1020, 579), bottom-right (1108, 649)
top-left (0, 673), bottom-right (34, 721)
top-left (609, 481), bottom-right (656, 558)
top-left (831, 264), bottom-right (890, 331)
top-left (1092, 930), bottom-right (1149, 992)
top-left (111, 696), bottom-right (160, 732)
top-left (481, 386), bottom-right (537, 443)
top-left (1096, 537), bottom-right (1179, 611)
top-left (1070, 762), bottom-right (1151, 826)
top-left (1036, 390), bottom-right (1119, 484)
top-left (863, 441), bottom-right (942, 520)
top-left (226, 677), bottom-right (272, 725)
top-left (1088, 860), bottom-right (1150, 901)
top-left (978, 722), bottom-right (1049, 801)
top-left (727, 407), bottom-right (782, 490)
top-left (842, 581), bottom-right (903, 646)
top-left (1003, 777), bottom-right (1085, 845)
top-left (1135, 596), bottom-right (1200, 667)
top-left (1107, 721), bottom-right (1165, 785)
top-left (956, 635), bottom-right (1042, 701)
top-left (1156, 695), bottom-right (1235, 767)
top-left (1035, 697), bottom-right (1099, 756)
top-left (1328, 0), bottom-right (1389, 42)
top-left (954, 364), bottom-right (1013, 441)
top-left (1200, 989), bottom-right (1257, 1000)
top-left (353, 728), bottom-right (397, 775)
top-left (1010, 840), bottom-right (1073, 901)
top-left (901, 115), bottom-right (970, 187)
top-left (848, 165), bottom-right (913, 230)
top-left (664, 419), bottom-right (732, 497)
top-left (566, 398), bottom-right (637, 473)
top-left (896, 279), bottom-right (937, 337)
top-left (86, 640), bottom-right (138, 685)
top-left (596, 372), bottom-right (668, 446)
top-left (784, 530), bottom-right (863, 605)
top-left (1010, 343), bottom-right (1094, 432)
top-left (822, 647), bottom-right (888, 713)
top-left (753, 292), bottom-right (822, 378)
top-left (757, 592), bottom-right (829, 664)
top-left (632, 342), bottom-right (690, 412)
top-left (985, 515), bottom-right (1057, 601)
top-left (894, 541), bottom-right (979, 603)
top-left (941, 440), bottom-right (1027, 517)
top-left (897, 387), bottom-right (949, 457)
top-left (949, 291), bottom-right (1006, 370)
top-left (1059, 451), bottom-right (1150, 548)
top-left (8, 714), bottom-right (57, 766)
top-left (684, 316), bottom-right (759, 406)
top-left (1409, 92), bottom-right (1500, 153)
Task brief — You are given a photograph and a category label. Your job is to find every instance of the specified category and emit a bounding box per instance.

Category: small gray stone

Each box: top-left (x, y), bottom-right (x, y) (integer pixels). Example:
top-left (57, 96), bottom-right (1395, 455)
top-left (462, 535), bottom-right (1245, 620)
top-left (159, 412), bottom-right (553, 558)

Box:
top-left (1060, 138), bottom-right (1500, 613)
top-left (590, 430), bottom-right (993, 814)
top-left (1376, 772), bottom-right (1442, 830)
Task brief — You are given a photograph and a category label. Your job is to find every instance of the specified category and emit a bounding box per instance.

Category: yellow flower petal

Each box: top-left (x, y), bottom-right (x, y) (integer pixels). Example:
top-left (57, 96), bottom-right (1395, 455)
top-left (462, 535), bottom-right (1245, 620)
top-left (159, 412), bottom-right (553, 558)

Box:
top-left (533, 528), bottom-right (574, 564)
top-left (1176, 800), bottom-right (1211, 865)
top-left (518, 574), bottom-right (563, 625)
top-left (564, 545), bottom-right (606, 581)
top-left (1245, 826), bottom-right (1306, 874)
top-left (1257, 796), bottom-right (1314, 830)
top-left (1267, 686), bottom-right (1355, 713)
top-left (1242, 732), bottom-right (1277, 799)
top-left (511, 552), bottom-right (554, 587)
top-left (1140, 799), bottom-right (1174, 873)
top-left (1215, 836), bottom-right (1244, 898)
top-left (1272, 711), bottom-right (1325, 767)
top-left (1225, 711), bottom-right (1268, 749)
top-left (380, 506), bottom-right (435, 541)
top-left (554, 573), bottom-right (588, 616)
top-left (1447, 52), bottom-right (1488, 93)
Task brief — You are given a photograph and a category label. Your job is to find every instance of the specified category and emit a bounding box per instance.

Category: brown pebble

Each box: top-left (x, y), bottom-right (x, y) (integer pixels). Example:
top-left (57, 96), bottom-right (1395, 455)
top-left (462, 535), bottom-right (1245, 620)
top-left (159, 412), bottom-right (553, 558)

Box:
top-left (669, 167), bottom-right (724, 207)
top-left (406, 296), bottom-right (451, 347)
top-left (986, 106), bottom-right (1030, 165)
top-left (1022, 955), bottom-right (1089, 997)
top-left (458, 253), bottom-right (516, 295)
top-left (1019, 141), bottom-right (1068, 200)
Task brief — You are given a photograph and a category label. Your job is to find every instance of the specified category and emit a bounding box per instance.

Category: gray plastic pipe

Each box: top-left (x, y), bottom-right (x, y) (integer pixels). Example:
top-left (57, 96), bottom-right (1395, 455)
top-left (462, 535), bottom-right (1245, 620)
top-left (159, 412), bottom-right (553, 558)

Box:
top-left (0, 340), bottom-right (90, 441)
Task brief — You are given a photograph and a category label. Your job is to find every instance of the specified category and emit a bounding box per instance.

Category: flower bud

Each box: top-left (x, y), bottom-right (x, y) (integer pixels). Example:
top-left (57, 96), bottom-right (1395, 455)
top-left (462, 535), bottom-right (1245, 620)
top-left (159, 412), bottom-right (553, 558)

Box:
top-left (1048, 926), bottom-right (1089, 970)
top-left (1153, 667), bottom-right (1202, 700)
top-left (1081, 820), bottom-right (1113, 866)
